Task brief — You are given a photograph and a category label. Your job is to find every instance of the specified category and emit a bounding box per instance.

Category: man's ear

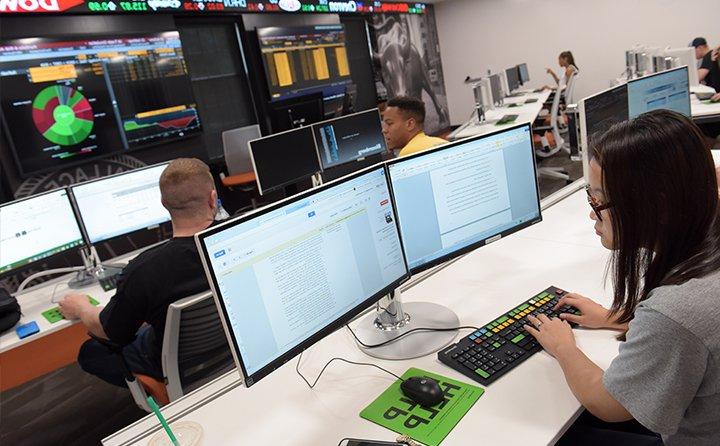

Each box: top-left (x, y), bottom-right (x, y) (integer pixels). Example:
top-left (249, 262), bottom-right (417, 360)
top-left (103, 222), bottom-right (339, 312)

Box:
top-left (406, 117), bottom-right (417, 132)
top-left (210, 189), bottom-right (218, 209)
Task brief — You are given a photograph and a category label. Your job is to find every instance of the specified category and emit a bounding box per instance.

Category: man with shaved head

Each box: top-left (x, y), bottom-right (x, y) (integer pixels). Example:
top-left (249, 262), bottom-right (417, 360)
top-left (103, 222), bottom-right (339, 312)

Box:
top-left (59, 158), bottom-right (218, 387)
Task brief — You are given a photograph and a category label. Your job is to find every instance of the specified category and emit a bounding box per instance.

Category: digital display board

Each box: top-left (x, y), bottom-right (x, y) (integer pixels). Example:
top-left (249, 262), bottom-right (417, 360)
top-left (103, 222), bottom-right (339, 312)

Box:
top-left (0, 0), bottom-right (427, 15)
top-left (0, 32), bottom-right (201, 176)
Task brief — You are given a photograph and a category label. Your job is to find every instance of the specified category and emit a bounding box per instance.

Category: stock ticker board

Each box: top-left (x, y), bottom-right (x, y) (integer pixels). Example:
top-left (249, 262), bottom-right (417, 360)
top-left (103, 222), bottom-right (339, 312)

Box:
top-left (0, 0), bottom-right (427, 15)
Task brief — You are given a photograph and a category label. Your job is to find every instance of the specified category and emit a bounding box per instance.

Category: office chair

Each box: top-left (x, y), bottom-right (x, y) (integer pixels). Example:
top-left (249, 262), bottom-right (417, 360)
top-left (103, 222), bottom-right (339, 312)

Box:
top-left (533, 72), bottom-right (575, 183)
top-left (97, 291), bottom-right (235, 411)
top-left (220, 125), bottom-right (263, 212)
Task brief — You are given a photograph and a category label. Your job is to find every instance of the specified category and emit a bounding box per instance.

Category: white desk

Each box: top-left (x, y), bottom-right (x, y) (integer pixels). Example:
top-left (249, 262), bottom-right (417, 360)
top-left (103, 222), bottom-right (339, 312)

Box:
top-left (449, 90), bottom-right (552, 141)
top-left (691, 95), bottom-right (720, 123)
top-left (104, 188), bottom-right (621, 446)
top-left (0, 251), bottom-right (145, 354)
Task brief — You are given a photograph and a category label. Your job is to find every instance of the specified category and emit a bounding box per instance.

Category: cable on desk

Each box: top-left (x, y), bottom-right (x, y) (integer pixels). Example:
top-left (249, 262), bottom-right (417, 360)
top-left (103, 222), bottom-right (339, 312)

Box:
top-left (16, 266), bottom-right (86, 294)
top-left (296, 352), bottom-right (403, 390)
top-left (346, 324), bottom-right (479, 349)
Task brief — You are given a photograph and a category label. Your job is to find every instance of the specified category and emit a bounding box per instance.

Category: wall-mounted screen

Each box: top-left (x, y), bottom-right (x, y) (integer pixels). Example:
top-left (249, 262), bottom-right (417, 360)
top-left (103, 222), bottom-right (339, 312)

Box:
top-left (0, 32), bottom-right (201, 176)
top-left (257, 25), bottom-right (352, 102)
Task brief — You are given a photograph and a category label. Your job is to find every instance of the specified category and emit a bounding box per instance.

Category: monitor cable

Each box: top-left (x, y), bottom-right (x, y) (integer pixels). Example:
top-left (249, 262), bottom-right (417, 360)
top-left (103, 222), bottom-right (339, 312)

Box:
top-left (296, 352), bottom-right (404, 389)
top-left (15, 266), bottom-right (86, 294)
top-left (345, 324), bottom-right (479, 349)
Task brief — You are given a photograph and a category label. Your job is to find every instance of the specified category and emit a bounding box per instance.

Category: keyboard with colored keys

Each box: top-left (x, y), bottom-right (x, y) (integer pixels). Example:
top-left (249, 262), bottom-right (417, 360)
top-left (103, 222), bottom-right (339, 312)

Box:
top-left (438, 286), bottom-right (579, 386)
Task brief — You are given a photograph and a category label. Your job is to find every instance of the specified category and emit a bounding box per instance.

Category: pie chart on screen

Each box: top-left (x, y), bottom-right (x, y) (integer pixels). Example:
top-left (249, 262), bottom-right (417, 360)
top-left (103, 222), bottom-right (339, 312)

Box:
top-left (32, 85), bottom-right (94, 146)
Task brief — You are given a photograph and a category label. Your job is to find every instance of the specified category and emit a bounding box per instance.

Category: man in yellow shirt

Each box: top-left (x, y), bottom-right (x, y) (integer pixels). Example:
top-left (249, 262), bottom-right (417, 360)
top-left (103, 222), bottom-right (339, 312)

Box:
top-left (382, 96), bottom-right (447, 157)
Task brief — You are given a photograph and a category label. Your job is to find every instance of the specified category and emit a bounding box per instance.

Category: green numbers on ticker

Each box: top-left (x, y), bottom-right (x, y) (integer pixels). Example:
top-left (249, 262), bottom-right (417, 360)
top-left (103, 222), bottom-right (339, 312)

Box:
top-left (87, 1), bottom-right (148, 11)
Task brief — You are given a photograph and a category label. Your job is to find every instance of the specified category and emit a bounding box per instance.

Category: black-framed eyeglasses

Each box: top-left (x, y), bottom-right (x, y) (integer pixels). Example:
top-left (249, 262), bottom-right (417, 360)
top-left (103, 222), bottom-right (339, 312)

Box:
top-left (585, 186), bottom-right (612, 221)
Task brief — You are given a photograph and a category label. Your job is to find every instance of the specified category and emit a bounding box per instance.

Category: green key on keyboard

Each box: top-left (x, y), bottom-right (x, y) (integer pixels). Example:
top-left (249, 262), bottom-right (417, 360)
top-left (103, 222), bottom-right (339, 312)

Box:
top-left (41, 296), bottom-right (99, 324)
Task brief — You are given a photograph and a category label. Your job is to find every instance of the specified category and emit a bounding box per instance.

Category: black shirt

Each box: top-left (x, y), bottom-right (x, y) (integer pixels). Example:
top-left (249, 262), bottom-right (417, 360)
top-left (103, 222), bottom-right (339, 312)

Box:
top-left (99, 236), bottom-right (209, 349)
top-left (700, 51), bottom-right (720, 92)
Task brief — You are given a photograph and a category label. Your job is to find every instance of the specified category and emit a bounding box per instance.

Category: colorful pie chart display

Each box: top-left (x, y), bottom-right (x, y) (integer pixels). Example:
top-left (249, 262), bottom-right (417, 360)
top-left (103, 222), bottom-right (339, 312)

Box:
top-left (32, 85), bottom-right (94, 146)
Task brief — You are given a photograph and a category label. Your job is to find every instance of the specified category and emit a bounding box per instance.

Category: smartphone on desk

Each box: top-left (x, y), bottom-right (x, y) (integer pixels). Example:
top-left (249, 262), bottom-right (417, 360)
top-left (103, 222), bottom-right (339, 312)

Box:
top-left (339, 440), bottom-right (402, 446)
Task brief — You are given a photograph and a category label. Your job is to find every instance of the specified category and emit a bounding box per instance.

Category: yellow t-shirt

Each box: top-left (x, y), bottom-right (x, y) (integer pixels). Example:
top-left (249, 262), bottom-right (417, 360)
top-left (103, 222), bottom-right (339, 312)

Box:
top-left (398, 132), bottom-right (448, 157)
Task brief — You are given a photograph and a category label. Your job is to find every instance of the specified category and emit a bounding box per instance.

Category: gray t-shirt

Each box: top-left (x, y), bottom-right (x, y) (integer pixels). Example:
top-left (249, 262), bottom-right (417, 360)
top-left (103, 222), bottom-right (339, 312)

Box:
top-left (604, 271), bottom-right (720, 445)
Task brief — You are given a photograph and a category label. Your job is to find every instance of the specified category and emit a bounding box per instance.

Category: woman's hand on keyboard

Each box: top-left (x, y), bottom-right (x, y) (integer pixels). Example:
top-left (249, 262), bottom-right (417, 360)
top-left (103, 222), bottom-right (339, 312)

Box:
top-left (554, 293), bottom-right (627, 331)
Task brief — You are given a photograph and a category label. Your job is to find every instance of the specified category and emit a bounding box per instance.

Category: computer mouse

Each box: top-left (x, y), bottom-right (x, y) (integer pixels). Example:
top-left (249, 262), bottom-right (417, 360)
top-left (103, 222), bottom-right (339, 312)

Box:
top-left (400, 376), bottom-right (444, 407)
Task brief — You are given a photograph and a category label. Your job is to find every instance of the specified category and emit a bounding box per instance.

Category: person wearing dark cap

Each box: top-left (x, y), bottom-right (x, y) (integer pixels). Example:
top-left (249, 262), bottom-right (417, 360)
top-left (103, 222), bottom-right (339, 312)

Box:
top-left (692, 37), bottom-right (720, 92)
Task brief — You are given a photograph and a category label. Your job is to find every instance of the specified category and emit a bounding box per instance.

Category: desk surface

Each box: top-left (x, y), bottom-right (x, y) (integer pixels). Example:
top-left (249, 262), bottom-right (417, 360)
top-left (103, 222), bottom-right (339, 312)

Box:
top-left (691, 94), bottom-right (720, 120)
top-left (449, 90), bottom-right (552, 141)
top-left (0, 249), bottom-right (144, 354)
top-left (104, 187), bottom-right (620, 446)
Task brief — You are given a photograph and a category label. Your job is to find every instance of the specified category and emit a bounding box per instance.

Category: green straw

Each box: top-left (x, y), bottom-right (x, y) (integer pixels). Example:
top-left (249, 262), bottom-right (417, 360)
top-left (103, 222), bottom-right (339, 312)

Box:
top-left (147, 396), bottom-right (180, 446)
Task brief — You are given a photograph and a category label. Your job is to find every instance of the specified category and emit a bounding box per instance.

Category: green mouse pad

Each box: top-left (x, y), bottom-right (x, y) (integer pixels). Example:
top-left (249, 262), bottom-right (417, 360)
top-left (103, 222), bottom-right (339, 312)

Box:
top-left (360, 368), bottom-right (484, 446)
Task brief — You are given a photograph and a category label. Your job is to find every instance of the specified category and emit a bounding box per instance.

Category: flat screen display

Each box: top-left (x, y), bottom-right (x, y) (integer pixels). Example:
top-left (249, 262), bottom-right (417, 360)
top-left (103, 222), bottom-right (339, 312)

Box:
top-left (0, 32), bottom-right (201, 176)
top-left (628, 66), bottom-right (691, 118)
top-left (71, 163), bottom-right (170, 244)
top-left (312, 109), bottom-right (386, 169)
top-left (196, 166), bottom-right (408, 385)
top-left (249, 126), bottom-right (321, 195)
top-left (0, 188), bottom-right (84, 274)
top-left (388, 124), bottom-right (541, 273)
top-left (257, 25), bottom-right (352, 102)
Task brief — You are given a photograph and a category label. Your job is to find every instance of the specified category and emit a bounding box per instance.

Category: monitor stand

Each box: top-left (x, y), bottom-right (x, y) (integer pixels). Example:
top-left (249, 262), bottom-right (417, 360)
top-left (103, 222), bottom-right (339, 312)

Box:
top-left (68, 246), bottom-right (122, 289)
top-left (354, 288), bottom-right (459, 360)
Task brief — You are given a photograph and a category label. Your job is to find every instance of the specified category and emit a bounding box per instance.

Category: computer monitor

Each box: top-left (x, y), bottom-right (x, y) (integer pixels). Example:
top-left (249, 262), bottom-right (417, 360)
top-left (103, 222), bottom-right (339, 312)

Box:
top-left (663, 47), bottom-right (700, 87)
top-left (312, 109), bottom-right (386, 170)
top-left (627, 66), bottom-right (691, 118)
top-left (70, 163), bottom-right (170, 245)
top-left (517, 63), bottom-right (530, 85)
top-left (267, 93), bottom-right (325, 133)
top-left (387, 123), bottom-right (541, 274)
top-left (195, 166), bottom-right (409, 386)
top-left (578, 83), bottom-right (629, 180)
top-left (505, 67), bottom-right (521, 92)
top-left (249, 126), bottom-right (321, 196)
top-left (0, 188), bottom-right (84, 275)
top-left (489, 74), bottom-right (504, 105)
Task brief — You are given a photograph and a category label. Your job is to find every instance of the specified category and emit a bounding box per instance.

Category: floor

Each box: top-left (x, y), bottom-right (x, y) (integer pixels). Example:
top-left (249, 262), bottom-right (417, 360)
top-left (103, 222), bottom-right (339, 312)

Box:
top-left (0, 155), bottom-right (583, 446)
top-left (0, 363), bottom-right (147, 446)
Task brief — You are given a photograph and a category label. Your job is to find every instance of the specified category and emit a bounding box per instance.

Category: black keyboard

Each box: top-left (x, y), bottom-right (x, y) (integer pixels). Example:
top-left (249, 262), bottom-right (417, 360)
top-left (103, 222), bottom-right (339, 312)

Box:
top-left (525, 98), bottom-right (538, 104)
top-left (438, 286), bottom-right (579, 386)
top-left (99, 274), bottom-right (118, 291)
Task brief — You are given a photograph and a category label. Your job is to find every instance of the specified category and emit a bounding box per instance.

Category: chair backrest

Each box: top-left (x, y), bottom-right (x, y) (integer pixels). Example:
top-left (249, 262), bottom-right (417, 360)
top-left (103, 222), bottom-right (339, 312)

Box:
top-left (549, 76), bottom-right (566, 146)
top-left (222, 125), bottom-right (262, 176)
top-left (564, 67), bottom-right (579, 105)
top-left (161, 291), bottom-right (234, 401)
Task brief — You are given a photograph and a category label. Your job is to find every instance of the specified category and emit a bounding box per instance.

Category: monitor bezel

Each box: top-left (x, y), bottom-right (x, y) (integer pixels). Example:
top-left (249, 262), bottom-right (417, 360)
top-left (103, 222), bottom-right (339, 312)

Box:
top-left (195, 164), bottom-right (411, 387)
top-left (68, 162), bottom-right (171, 245)
top-left (627, 65), bottom-right (691, 119)
top-left (248, 125), bottom-right (322, 195)
top-left (311, 108), bottom-right (387, 170)
top-left (385, 122), bottom-right (542, 276)
top-left (0, 186), bottom-right (86, 276)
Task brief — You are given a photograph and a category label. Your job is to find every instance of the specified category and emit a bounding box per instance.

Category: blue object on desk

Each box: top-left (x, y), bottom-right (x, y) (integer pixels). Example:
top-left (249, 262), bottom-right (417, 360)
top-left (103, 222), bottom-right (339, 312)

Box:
top-left (16, 321), bottom-right (40, 339)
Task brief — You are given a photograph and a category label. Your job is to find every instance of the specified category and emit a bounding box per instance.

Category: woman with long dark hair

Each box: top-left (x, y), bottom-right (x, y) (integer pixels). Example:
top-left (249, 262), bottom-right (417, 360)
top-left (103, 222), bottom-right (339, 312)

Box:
top-left (524, 110), bottom-right (720, 445)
